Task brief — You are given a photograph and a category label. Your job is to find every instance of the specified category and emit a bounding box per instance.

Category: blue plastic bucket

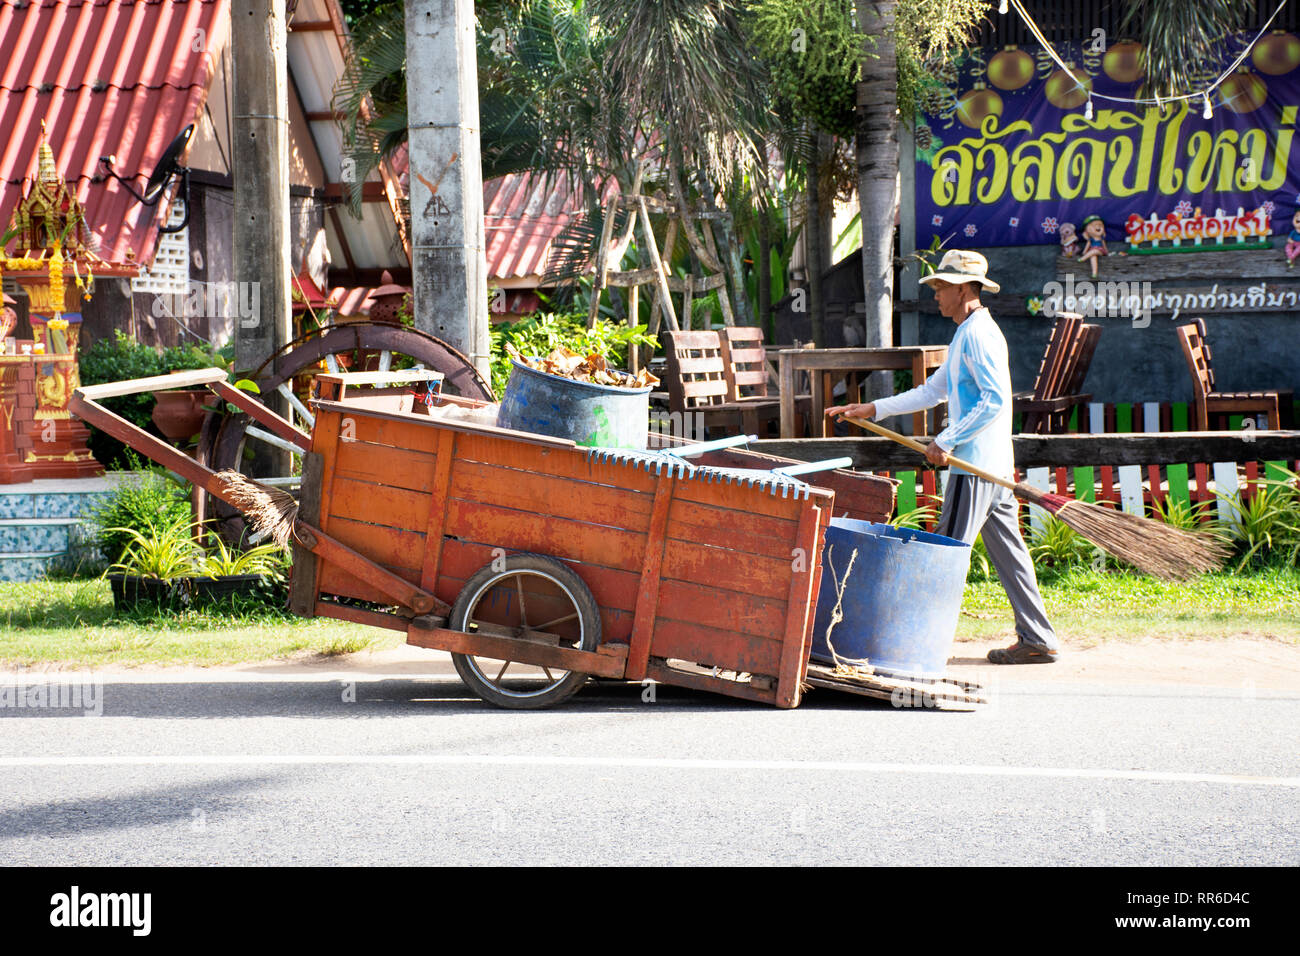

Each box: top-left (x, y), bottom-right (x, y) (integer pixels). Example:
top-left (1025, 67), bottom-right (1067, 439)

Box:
top-left (810, 518), bottom-right (971, 679)
top-left (496, 357), bottom-right (651, 449)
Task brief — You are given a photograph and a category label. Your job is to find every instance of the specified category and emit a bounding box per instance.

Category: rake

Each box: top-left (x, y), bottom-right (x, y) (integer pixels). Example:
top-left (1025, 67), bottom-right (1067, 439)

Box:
top-left (840, 416), bottom-right (1231, 581)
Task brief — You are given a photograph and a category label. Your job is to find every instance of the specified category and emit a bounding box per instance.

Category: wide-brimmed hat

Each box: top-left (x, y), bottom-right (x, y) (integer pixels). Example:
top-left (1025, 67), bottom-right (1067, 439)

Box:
top-left (919, 249), bottom-right (1000, 294)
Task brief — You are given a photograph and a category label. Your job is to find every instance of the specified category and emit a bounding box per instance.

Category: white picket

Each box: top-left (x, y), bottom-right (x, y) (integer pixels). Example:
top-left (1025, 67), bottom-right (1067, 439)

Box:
top-left (1088, 402), bottom-right (1105, 435)
top-left (1024, 466), bottom-right (1050, 532)
top-left (1213, 461), bottom-right (1239, 523)
top-left (1117, 465), bottom-right (1144, 515)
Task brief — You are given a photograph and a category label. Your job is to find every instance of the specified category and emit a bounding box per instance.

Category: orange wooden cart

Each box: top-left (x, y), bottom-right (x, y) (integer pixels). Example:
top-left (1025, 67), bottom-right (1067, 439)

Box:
top-left (70, 368), bottom-right (964, 710)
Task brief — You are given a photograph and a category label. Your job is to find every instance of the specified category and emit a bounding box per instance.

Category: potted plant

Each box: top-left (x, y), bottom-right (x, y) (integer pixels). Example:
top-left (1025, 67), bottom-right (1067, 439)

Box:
top-left (103, 515), bottom-right (201, 611)
top-left (193, 535), bottom-right (284, 605)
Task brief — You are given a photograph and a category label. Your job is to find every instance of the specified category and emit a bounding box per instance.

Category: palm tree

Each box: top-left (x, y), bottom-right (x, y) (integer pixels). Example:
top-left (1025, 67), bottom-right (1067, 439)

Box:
top-left (337, 0), bottom-right (770, 326)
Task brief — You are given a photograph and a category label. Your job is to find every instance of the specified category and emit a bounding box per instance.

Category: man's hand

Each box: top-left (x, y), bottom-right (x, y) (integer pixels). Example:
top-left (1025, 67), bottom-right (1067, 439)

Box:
top-left (825, 402), bottom-right (876, 422)
top-left (925, 439), bottom-right (950, 467)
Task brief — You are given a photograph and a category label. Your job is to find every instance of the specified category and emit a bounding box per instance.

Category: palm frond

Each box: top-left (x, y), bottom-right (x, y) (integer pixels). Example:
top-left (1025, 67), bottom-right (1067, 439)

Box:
top-left (1121, 0), bottom-right (1257, 101)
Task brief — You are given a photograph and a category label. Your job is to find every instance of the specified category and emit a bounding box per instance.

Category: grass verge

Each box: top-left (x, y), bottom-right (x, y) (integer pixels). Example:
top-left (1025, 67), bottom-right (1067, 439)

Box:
top-left (0, 580), bottom-right (403, 669)
top-left (958, 566), bottom-right (1300, 645)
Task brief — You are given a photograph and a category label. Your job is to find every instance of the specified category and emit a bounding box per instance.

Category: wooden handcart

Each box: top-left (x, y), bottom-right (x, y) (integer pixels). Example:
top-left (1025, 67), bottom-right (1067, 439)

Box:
top-left (71, 368), bottom-right (982, 710)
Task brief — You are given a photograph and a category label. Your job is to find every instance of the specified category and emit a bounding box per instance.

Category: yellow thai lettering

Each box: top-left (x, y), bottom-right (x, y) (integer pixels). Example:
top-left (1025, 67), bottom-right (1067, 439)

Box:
top-left (931, 147), bottom-right (973, 206)
top-left (1010, 139), bottom-right (1057, 202)
top-left (1158, 106), bottom-right (1188, 194)
top-left (1056, 136), bottom-right (1108, 199)
top-left (974, 142), bottom-right (1010, 203)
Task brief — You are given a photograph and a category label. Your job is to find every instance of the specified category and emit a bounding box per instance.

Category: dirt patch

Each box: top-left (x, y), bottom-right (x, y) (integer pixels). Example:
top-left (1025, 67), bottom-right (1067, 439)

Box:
top-left (951, 636), bottom-right (1300, 692)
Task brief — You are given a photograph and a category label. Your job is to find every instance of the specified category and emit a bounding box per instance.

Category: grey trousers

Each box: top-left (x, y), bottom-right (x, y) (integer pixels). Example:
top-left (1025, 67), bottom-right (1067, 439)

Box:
top-left (936, 474), bottom-right (1059, 651)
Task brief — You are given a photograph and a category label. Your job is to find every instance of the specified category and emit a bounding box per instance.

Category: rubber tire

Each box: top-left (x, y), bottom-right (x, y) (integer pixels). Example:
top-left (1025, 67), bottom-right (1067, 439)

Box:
top-left (449, 554), bottom-right (601, 710)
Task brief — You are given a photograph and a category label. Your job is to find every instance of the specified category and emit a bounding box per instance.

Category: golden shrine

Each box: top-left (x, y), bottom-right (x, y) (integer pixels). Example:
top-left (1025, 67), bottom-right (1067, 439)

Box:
top-left (0, 126), bottom-right (138, 482)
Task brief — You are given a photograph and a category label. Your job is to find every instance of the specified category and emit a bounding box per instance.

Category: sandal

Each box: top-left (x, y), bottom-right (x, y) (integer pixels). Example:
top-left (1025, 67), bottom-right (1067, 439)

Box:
top-left (988, 642), bottom-right (1059, 665)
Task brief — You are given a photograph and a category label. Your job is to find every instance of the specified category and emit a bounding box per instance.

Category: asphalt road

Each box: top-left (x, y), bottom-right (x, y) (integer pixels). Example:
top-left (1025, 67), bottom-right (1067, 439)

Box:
top-left (1, 660), bottom-right (1297, 866)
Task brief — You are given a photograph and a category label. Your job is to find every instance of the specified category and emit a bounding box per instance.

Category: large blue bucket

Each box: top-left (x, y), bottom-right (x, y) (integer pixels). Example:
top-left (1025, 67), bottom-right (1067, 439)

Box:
top-left (811, 518), bottom-right (971, 679)
top-left (496, 357), bottom-right (651, 449)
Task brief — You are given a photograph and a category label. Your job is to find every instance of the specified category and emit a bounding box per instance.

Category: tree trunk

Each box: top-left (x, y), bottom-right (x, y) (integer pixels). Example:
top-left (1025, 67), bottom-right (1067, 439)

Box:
top-left (757, 206), bottom-right (772, 340)
top-left (693, 171), bottom-right (756, 327)
top-left (805, 131), bottom-right (825, 348)
top-left (856, 0), bottom-right (899, 401)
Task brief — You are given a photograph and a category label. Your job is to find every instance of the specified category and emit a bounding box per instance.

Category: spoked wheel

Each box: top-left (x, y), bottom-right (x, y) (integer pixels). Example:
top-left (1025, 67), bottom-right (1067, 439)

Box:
top-left (449, 554), bottom-right (601, 710)
top-left (199, 322), bottom-right (494, 542)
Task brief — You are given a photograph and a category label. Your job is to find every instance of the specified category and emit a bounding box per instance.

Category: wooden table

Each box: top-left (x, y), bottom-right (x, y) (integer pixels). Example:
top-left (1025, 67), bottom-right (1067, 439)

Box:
top-left (778, 346), bottom-right (949, 438)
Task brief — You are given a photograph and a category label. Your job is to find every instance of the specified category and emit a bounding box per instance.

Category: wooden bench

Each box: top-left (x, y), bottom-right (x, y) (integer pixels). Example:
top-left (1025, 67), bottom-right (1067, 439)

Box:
top-left (1176, 318), bottom-right (1291, 431)
top-left (1014, 313), bottom-right (1100, 434)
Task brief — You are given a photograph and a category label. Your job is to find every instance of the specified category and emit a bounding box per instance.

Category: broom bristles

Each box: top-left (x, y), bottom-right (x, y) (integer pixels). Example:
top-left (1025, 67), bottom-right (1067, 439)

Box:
top-left (216, 470), bottom-right (300, 548)
top-left (1054, 497), bottom-right (1230, 581)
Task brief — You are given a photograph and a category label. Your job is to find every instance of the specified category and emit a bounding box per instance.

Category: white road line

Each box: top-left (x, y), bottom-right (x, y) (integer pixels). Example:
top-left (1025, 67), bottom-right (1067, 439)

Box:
top-left (0, 754), bottom-right (1296, 787)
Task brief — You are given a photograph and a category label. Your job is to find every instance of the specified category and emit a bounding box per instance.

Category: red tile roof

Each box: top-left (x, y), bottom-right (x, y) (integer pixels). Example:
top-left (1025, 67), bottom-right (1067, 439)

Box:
top-left (0, 0), bottom-right (228, 265)
top-left (483, 171), bottom-right (586, 282)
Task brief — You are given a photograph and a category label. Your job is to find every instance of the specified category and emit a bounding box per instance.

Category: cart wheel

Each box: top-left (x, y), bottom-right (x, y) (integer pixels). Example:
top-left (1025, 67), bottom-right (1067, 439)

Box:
top-left (449, 554), bottom-right (601, 710)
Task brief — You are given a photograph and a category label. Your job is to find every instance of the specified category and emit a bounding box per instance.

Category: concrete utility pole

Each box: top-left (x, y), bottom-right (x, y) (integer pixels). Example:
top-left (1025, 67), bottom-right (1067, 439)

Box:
top-left (232, 0), bottom-right (293, 473)
top-left (405, 0), bottom-right (490, 379)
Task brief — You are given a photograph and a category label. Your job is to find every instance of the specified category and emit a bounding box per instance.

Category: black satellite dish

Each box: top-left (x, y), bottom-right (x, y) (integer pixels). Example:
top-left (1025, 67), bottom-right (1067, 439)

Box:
top-left (96, 124), bottom-right (194, 234)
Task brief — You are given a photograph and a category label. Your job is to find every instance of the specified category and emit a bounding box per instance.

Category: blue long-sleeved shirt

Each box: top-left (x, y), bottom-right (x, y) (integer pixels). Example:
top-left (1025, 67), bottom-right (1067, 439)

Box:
top-left (870, 307), bottom-right (1014, 479)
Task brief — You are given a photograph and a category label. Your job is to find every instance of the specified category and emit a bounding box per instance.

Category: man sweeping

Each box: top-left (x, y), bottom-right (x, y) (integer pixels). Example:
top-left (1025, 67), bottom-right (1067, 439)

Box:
top-left (826, 250), bottom-right (1060, 664)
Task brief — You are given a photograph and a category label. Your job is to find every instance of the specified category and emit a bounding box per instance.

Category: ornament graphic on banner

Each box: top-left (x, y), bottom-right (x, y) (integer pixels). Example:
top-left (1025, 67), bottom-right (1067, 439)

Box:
top-left (1252, 30), bottom-right (1300, 75)
top-left (1102, 41), bottom-right (1144, 83)
top-left (1045, 63), bottom-right (1091, 109)
top-left (956, 82), bottom-right (1002, 128)
top-left (1218, 69), bottom-right (1268, 113)
top-left (988, 45), bottom-right (1034, 90)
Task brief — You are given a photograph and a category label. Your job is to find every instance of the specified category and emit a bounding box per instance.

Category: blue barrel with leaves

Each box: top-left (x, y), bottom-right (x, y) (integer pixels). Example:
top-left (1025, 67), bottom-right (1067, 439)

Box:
top-left (496, 357), bottom-right (651, 449)
top-left (811, 518), bottom-right (971, 679)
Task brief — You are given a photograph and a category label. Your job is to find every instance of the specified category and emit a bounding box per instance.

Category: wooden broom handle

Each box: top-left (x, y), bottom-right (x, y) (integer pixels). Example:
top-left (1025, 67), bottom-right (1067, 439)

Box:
top-left (839, 415), bottom-right (1019, 493)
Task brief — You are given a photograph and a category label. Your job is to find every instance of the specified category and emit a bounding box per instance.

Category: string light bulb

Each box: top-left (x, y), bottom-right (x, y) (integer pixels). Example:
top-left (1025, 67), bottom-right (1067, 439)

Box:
top-left (1084, 95), bottom-right (1093, 120)
top-left (1203, 92), bottom-right (1214, 119)
top-left (999, 0), bottom-right (1008, 13)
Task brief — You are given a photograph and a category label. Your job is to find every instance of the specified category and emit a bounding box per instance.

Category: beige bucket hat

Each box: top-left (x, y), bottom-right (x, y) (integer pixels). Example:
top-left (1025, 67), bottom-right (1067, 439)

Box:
top-left (919, 249), bottom-right (1001, 294)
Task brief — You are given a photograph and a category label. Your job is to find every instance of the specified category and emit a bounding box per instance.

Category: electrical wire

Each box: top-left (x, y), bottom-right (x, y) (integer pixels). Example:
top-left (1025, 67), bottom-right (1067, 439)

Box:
top-left (1004, 0), bottom-right (1289, 107)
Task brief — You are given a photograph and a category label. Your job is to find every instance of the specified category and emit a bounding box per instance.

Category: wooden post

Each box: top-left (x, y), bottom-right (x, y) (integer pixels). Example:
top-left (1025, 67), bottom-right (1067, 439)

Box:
top-left (406, 0), bottom-right (490, 379)
top-left (587, 201), bottom-right (618, 329)
top-left (232, 0), bottom-right (293, 475)
top-left (627, 283), bottom-right (641, 373)
top-left (640, 198), bottom-right (679, 332)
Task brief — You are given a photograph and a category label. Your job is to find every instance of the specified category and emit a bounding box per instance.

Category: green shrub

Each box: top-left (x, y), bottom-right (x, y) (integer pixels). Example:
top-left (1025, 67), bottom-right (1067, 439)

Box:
top-left (1217, 471), bottom-right (1300, 570)
top-left (78, 330), bottom-right (227, 467)
top-left (89, 462), bottom-right (192, 565)
top-left (1028, 513), bottom-right (1092, 570)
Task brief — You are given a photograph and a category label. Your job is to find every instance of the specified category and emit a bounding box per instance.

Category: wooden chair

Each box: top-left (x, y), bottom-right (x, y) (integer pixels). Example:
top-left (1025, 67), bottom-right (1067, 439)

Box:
top-left (1176, 318), bottom-right (1290, 430)
top-left (1013, 313), bottom-right (1100, 433)
top-left (661, 330), bottom-right (780, 439)
top-left (717, 325), bottom-right (790, 437)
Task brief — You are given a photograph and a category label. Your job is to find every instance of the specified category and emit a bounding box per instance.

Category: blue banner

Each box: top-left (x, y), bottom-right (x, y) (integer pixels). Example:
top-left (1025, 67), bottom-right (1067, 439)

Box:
top-left (914, 34), bottom-right (1300, 251)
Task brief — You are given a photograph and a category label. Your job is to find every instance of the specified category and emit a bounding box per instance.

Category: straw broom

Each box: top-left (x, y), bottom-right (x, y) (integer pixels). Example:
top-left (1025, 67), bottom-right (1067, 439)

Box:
top-left (840, 416), bottom-right (1230, 581)
top-left (216, 470), bottom-right (300, 548)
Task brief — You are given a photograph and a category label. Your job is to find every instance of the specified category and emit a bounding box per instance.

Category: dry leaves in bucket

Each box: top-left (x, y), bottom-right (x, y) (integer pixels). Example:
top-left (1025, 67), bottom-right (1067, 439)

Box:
top-left (508, 344), bottom-right (659, 389)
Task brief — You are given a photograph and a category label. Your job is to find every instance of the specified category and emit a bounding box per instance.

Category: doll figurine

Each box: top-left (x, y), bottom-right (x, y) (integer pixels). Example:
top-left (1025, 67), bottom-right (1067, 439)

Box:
top-left (1286, 210), bottom-right (1300, 269)
top-left (1058, 222), bottom-right (1080, 258)
top-left (1078, 214), bottom-right (1108, 277)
